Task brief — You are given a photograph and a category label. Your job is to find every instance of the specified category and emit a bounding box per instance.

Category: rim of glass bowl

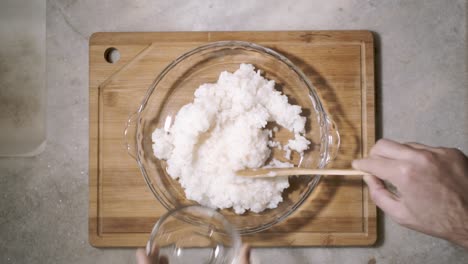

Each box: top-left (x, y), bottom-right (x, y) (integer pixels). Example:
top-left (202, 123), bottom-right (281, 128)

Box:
top-left (146, 205), bottom-right (241, 261)
top-left (135, 41), bottom-right (332, 234)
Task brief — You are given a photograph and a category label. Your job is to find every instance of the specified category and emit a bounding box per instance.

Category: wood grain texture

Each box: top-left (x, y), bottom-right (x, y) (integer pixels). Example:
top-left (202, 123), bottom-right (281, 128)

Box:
top-left (236, 168), bottom-right (368, 178)
top-left (89, 31), bottom-right (376, 247)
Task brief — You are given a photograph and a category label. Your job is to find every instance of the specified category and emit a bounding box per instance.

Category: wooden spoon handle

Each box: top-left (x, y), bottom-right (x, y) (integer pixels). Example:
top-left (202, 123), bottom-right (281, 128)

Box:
top-left (236, 168), bottom-right (369, 178)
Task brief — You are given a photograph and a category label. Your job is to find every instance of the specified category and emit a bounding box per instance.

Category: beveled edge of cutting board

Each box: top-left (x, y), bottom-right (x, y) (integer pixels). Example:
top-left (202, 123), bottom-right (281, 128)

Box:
top-left (88, 30), bottom-right (376, 247)
top-left (89, 30), bottom-right (374, 45)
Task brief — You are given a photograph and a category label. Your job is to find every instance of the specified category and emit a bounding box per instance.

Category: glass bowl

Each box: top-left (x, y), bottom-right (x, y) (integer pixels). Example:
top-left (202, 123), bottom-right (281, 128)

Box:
top-left (125, 41), bottom-right (340, 234)
top-left (146, 205), bottom-right (241, 264)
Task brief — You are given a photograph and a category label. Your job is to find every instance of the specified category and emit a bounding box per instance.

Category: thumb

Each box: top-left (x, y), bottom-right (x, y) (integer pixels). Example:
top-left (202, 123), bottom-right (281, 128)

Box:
top-left (136, 248), bottom-right (153, 264)
top-left (363, 174), bottom-right (401, 215)
top-left (238, 244), bottom-right (251, 264)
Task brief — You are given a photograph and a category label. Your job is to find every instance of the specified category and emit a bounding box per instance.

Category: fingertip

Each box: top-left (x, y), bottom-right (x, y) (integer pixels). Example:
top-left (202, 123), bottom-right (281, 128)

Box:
top-left (243, 244), bottom-right (251, 257)
top-left (239, 244), bottom-right (251, 264)
top-left (351, 159), bottom-right (361, 170)
top-left (136, 248), bottom-right (145, 258)
top-left (136, 248), bottom-right (150, 264)
top-left (148, 242), bottom-right (159, 258)
top-left (375, 138), bottom-right (398, 147)
top-left (362, 174), bottom-right (381, 192)
top-left (363, 175), bottom-right (400, 214)
top-left (363, 173), bottom-right (384, 188)
top-left (362, 173), bottom-right (372, 184)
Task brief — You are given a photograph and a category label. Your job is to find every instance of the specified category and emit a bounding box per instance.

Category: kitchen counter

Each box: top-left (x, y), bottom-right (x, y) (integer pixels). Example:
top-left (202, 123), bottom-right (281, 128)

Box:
top-left (0, 0), bottom-right (467, 263)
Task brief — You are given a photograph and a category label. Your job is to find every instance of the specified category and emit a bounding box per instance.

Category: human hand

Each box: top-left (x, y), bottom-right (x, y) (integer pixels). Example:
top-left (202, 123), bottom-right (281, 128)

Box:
top-left (352, 139), bottom-right (468, 249)
top-left (136, 244), bottom-right (251, 264)
top-left (135, 246), bottom-right (168, 264)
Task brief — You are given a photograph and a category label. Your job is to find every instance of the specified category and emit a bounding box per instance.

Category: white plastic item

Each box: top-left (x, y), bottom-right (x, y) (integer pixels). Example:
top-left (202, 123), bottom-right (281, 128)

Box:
top-left (0, 0), bottom-right (46, 156)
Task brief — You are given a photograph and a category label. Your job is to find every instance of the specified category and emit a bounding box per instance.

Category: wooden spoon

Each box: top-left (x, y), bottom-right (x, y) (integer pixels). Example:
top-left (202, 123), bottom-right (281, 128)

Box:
top-left (236, 168), bottom-right (369, 178)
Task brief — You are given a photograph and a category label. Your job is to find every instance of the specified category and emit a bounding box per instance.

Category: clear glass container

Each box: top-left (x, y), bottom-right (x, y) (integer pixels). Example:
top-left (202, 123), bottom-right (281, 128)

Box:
top-left (126, 41), bottom-right (340, 234)
top-left (146, 205), bottom-right (241, 264)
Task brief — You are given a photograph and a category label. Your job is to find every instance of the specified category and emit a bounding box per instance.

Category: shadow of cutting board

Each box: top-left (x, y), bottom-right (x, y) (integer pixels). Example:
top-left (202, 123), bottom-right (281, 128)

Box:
top-left (89, 31), bottom-right (376, 247)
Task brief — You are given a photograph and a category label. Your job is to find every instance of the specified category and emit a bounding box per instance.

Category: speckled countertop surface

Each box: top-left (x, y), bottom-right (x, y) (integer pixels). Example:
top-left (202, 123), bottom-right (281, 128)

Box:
top-left (0, 0), bottom-right (467, 263)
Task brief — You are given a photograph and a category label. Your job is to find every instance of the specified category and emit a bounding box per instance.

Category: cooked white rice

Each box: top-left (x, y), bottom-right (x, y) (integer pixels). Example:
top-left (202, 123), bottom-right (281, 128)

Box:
top-left (152, 64), bottom-right (310, 214)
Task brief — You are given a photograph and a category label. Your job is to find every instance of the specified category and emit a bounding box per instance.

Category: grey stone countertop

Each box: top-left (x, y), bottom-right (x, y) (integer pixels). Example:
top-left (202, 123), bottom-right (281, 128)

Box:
top-left (1, 0), bottom-right (467, 263)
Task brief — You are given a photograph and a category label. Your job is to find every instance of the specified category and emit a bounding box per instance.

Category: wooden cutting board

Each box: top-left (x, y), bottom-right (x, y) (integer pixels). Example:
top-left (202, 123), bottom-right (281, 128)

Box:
top-left (89, 31), bottom-right (376, 247)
